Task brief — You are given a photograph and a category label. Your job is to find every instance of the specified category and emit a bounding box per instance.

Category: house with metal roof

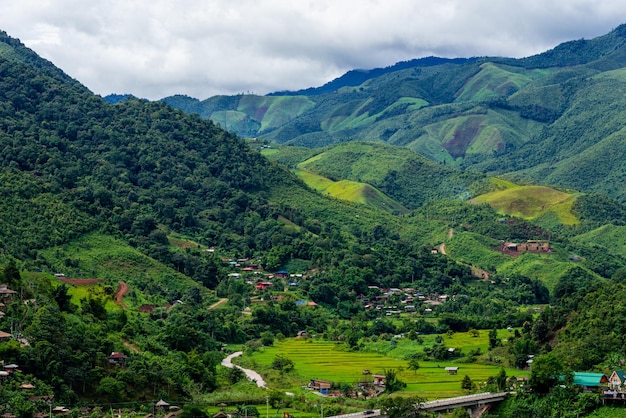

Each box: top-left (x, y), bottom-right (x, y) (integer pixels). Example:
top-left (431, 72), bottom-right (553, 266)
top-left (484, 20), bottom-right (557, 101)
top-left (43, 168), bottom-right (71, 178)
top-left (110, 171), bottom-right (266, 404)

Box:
top-left (572, 372), bottom-right (608, 392)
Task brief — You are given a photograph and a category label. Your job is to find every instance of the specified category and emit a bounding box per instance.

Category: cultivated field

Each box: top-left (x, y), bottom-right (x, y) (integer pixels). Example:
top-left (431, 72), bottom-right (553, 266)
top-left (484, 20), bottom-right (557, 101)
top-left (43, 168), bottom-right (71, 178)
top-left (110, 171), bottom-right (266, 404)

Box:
top-left (246, 331), bottom-right (527, 400)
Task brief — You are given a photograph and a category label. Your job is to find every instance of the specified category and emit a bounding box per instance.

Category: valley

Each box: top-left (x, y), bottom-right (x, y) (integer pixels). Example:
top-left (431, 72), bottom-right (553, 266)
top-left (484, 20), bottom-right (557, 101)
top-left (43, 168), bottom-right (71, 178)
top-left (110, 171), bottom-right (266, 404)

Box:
top-left (0, 24), bottom-right (626, 418)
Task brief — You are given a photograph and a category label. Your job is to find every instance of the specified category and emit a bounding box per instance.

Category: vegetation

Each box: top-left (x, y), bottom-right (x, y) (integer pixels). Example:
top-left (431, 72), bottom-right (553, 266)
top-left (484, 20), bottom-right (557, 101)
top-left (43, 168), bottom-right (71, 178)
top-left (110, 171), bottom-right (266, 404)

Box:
top-left (2, 24), bottom-right (626, 418)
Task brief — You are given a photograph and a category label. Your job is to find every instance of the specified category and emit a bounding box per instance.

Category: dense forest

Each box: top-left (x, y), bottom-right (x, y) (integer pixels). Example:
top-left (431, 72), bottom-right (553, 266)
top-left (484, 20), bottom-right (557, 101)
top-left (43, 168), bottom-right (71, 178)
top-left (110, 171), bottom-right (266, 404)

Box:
top-left (1, 28), bottom-right (626, 418)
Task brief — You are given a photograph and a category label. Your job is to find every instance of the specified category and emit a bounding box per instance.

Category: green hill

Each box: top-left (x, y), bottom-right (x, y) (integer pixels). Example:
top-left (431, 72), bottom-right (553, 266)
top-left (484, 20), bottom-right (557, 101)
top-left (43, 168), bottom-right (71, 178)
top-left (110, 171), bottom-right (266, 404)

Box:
top-left (284, 141), bottom-right (484, 209)
top-left (293, 168), bottom-right (408, 214)
top-left (471, 183), bottom-right (580, 225)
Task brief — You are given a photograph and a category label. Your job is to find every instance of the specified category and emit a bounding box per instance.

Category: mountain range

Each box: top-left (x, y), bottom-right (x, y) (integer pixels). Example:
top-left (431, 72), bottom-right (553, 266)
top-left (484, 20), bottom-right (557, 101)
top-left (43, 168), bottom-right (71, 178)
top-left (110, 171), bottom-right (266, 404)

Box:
top-left (156, 24), bottom-right (626, 203)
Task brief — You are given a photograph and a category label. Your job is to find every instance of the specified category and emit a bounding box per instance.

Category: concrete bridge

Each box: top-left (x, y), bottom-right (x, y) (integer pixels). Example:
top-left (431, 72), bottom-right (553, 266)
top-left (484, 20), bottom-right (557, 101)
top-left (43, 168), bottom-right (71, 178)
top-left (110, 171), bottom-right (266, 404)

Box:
top-left (326, 392), bottom-right (507, 418)
top-left (421, 392), bottom-right (507, 416)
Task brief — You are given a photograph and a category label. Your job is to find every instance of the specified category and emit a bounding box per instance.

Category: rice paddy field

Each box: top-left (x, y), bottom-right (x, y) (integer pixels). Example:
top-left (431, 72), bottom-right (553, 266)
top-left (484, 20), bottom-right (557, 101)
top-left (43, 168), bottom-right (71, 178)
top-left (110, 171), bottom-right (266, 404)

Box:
top-left (246, 332), bottom-right (527, 400)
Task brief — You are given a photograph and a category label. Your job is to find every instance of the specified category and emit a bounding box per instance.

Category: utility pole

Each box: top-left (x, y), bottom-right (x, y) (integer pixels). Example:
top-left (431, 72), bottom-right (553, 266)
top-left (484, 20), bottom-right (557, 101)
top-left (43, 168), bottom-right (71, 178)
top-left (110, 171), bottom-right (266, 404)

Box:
top-left (266, 395), bottom-right (269, 418)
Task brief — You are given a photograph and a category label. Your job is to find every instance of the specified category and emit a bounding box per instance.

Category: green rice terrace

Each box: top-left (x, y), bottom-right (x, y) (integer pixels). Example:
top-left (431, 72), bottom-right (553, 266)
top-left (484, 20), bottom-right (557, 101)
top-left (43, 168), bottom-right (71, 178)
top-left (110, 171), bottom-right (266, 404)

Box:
top-left (236, 330), bottom-right (526, 400)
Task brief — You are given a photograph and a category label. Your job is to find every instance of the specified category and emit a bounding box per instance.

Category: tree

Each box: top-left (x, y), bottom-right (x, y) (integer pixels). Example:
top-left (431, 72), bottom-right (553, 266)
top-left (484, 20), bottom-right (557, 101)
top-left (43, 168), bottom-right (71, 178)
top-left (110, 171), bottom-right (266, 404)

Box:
top-left (407, 358), bottom-right (420, 374)
top-left (226, 366), bottom-right (245, 384)
top-left (528, 353), bottom-right (564, 394)
top-left (495, 368), bottom-right (507, 391)
top-left (271, 355), bottom-right (294, 373)
top-left (180, 404), bottom-right (209, 418)
top-left (461, 375), bottom-right (474, 392)
top-left (380, 396), bottom-right (427, 418)
top-left (450, 408), bottom-right (471, 418)
top-left (3, 261), bottom-right (21, 288)
top-left (384, 369), bottom-right (406, 393)
top-left (488, 328), bottom-right (500, 350)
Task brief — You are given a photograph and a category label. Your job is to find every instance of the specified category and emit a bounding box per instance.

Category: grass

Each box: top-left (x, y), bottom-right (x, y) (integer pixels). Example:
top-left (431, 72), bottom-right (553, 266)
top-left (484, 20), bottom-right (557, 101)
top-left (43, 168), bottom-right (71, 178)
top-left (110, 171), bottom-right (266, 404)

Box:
top-left (472, 185), bottom-right (579, 225)
top-left (293, 169), bottom-right (408, 214)
top-left (585, 406), bottom-right (626, 417)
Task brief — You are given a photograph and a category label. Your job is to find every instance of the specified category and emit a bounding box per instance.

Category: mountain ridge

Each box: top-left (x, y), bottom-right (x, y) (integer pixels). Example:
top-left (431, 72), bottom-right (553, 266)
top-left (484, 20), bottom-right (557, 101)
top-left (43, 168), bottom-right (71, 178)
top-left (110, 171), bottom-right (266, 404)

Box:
top-left (158, 23), bottom-right (626, 203)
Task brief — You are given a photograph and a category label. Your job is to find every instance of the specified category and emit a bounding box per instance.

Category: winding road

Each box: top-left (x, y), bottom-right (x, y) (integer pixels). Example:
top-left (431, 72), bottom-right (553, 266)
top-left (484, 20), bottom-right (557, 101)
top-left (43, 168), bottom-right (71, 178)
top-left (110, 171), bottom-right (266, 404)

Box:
top-left (221, 351), bottom-right (267, 389)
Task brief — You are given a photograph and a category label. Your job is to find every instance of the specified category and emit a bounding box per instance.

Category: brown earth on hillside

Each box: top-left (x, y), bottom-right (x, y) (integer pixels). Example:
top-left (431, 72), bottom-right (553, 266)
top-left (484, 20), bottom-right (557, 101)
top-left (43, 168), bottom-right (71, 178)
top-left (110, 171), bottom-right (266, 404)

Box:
top-left (57, 278), bottom-right (102, 285)
top-left (115, 281), bottom-right (129, 309)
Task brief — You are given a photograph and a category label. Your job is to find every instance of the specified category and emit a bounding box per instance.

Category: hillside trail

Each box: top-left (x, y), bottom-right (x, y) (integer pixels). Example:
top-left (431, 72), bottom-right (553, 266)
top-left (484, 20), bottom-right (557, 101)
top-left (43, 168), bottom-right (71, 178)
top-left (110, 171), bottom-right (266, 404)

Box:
top-left (115, 281), bottom-right (129, 310)
top-left (438, 228), bottom-right (454, 255)
top-left (208, 298), bottom-right (228, 310)
top-left (439, 228), bottom-right (489, 280)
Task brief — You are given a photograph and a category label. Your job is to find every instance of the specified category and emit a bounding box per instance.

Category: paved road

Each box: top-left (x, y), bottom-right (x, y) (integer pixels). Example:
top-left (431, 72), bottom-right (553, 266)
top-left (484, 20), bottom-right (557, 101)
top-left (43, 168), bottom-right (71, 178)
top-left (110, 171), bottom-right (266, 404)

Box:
top-left (221, 351), bottom-right (267, 388)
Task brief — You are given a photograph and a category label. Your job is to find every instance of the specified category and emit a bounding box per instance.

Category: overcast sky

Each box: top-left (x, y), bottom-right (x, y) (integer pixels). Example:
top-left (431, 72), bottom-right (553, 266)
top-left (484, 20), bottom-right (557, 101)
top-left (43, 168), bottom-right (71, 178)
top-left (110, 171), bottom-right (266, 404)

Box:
top-left (1, 1), bottom-right (625, 100)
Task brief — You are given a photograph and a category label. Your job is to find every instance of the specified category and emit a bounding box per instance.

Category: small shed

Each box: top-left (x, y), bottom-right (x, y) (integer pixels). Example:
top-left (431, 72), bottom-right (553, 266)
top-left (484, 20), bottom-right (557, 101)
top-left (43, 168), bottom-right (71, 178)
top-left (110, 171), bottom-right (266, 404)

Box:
top-left (445, 367), bottom-right (459, 375)
top-left (108, 352), bottom-right (127, 366)
top-left (155, 400), bottom-right (170, 410)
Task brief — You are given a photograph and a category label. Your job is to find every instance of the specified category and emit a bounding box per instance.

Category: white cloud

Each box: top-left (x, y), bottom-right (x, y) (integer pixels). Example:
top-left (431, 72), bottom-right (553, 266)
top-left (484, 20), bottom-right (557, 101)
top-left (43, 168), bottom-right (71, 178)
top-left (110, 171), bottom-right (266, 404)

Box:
top-left (1, 0), bottom-right (624, 100)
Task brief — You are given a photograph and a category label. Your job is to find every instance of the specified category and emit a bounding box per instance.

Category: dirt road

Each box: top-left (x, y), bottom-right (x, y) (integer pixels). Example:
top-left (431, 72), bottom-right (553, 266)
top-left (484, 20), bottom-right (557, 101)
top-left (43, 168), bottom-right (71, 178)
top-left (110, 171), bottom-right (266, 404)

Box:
top-left (115, 281), bottom-right (129, 310)
top-left (221, 351), bottom-right (267, 388)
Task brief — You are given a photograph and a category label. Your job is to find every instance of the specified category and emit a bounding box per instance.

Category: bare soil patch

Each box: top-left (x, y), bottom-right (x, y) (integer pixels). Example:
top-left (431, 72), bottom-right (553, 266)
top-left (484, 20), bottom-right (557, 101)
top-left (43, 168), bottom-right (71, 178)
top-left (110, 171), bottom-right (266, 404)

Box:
top-left (57, 278), bottom-right (102, 286)
top-left (115, 281), bottom-right (129, 309)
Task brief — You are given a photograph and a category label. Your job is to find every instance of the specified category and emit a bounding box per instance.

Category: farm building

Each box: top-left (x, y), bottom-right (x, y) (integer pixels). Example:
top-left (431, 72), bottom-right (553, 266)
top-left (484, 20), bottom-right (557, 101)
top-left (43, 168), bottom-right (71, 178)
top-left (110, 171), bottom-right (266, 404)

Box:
top-left (503, 240), bottom-right (550, 253)
top-left (569, 372), bottom-right (608, 392)
top-left (445, 367), bottom-right (459, 375)
top-left (372, 374), bottom-right (386, 386)
top-left (309, 379), bottom-right (332, 394)
top-left (256, 282), bottom-right (273, 290)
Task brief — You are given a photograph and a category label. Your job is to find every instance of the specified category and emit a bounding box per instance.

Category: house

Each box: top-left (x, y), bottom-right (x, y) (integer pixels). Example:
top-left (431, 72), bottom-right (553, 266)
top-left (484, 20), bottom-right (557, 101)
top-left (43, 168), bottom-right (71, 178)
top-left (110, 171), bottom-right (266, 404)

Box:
top-left (445, 367), bottom-right (459, 375)
top-left (0, 285), bottom-right (16, 301)
top-left (372, 374), bottom-right (386, 386)
top-left (108, 352), bottom-right (127, 366)
top-left (609, 370), bottom-right (626, 390)
top-left (256, 282), bottom-right (273, 290)
top-left (255, 282), bottom-right (273, 290)
top-left (309, 379), bottom-right (332, 394)
top-left (0, 331), bottom-right (10, 341)
top-left (572, 372), bottom-right (608, 392)
top-left (155, 400), bottom-right (170, 410)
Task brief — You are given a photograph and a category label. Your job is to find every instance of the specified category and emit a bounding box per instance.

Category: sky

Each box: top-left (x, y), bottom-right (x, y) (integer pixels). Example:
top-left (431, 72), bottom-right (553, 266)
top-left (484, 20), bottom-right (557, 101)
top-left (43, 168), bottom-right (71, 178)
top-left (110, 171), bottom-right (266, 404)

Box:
top-left (1, 1), bottom-right (625, 100)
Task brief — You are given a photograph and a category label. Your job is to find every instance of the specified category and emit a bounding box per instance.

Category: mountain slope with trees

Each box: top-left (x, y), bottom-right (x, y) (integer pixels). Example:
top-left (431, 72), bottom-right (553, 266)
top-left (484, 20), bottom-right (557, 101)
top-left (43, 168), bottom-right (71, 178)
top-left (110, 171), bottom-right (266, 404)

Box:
top-left (163, 24), bottom-right (626, 203)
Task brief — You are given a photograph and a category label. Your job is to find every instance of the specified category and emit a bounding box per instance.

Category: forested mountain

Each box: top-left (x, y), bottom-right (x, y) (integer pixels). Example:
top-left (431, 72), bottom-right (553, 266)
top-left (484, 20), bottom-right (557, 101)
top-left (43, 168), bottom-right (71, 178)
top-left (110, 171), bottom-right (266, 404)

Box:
top-left (162, 24), bottom-right (626, 202)
top-left (3, 26), bottom-right (626, 417)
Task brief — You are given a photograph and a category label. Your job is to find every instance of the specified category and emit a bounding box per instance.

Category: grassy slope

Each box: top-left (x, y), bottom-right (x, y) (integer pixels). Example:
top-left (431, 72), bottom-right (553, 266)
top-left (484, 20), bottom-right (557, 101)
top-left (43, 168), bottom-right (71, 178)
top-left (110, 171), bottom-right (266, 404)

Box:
top-left (38, 232), bottom-right (206, 308)
top-left (454, 63), bottom-right (549, 103)
top-left (237, 95), bottom-right (316, 133)
top-left (294, 169), bottom-right (408, 214)
top-left (471, 184), bottom-right (579, 225)
top-left (572, 224), bottom-right (626, 258)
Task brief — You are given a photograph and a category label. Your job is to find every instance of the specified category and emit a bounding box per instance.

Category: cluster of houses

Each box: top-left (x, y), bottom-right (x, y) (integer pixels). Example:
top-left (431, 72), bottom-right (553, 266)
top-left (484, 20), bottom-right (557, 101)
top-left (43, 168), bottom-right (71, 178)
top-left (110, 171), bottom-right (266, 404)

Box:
top-left (501, 240), bottom-right (550, 254)
top-left (307, 373), bottom-right (387, 399)
top-left (221, 255), bottom-right (454, 317)
top-left (359, 285), bottom-right (450, 316)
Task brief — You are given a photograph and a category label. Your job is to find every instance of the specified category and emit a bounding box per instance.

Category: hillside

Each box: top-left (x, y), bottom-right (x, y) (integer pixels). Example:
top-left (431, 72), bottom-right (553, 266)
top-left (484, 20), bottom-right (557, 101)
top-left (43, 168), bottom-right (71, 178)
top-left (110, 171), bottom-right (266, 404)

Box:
top-left (163, 24), bottom-right (626, 203)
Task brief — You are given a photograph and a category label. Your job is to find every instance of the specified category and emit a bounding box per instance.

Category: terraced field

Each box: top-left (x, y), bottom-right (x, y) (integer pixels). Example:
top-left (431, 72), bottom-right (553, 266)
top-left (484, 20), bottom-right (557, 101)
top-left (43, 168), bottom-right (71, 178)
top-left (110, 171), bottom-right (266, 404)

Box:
top-left (247, 335), bottom-right (526, 400)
